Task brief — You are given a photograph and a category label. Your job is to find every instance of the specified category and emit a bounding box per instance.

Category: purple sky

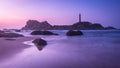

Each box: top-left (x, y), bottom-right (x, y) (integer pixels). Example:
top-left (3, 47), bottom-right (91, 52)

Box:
top-left (0, 0), bottom-right (120, 29)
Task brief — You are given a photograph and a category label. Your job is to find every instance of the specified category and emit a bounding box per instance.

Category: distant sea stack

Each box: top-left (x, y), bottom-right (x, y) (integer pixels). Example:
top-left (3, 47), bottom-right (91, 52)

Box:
top-left (22, 14), bottom-right (116, 30)
top-left (22, 20), bottom-right (52, 30)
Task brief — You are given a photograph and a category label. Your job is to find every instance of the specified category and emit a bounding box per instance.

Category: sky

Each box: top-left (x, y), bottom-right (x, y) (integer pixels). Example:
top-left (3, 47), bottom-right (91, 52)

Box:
top-left (0, 0), bottom-right (120, 29)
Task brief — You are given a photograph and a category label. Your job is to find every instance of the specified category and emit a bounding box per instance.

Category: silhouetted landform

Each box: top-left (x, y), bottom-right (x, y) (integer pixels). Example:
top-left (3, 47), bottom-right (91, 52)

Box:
top-left (104, 26), bottom-right (116, 30)
top-left (0, 30), bottom-right (24, 38)
top-left (22, 20), bottom-right (52, 30)
top-left (31, 30), bottom-right (58, 35)
top-left (66, 30), bottom-right (83, 36)
top-left (22, 20), bottom-right (116, 30)
top-left (32, 38), bottom-right (47, 50)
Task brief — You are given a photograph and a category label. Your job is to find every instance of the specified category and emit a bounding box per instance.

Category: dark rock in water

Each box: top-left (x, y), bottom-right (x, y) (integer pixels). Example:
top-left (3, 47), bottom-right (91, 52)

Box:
top-left (32, 38), bottom-right (47, 50)
top-left (32, 38), bottom-right (47, 46)
top-left (31, 31), bottom-right (58, 35)
top-left (66, 30), bottom-right (83, 36)
top-left (0, 32), bottom-right (24, 38)
top-left (31, 31), bottom-right (43, 35)
top-left (76, 31), bottom-right (83, 35)
top-left (42, 31), bottom-right (58, 35)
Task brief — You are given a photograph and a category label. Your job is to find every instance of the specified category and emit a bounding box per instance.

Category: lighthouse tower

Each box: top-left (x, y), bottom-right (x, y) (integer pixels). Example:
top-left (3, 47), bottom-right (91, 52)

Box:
top-left (79, 13), bottom-right (81, 23)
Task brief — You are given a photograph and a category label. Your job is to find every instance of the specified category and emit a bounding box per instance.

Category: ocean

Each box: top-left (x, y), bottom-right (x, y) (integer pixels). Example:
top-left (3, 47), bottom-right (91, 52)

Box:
top-left (0, 30), bottom-right (120, 68)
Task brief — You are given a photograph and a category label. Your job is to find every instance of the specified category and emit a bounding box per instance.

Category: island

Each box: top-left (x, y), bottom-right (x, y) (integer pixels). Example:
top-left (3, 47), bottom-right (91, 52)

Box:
top-left (22, 14), bottom-right (116, 30)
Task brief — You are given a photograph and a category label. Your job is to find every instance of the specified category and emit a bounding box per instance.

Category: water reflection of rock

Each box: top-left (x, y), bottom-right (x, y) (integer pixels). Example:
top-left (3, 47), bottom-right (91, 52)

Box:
top-left (35, 45), bottom-right (45, 51)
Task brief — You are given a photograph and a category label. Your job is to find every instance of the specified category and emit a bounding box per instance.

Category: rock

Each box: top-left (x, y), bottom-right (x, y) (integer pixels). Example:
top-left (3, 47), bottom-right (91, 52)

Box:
top-left (32, 38), bottom-right (47, 50)
top-left (31, 31), bottom-right (43, 35)
top-left (21, 19), bottom-right (116, 30)
top-left (66, 30), bottom-right (83, 36)
top-left (105, 26), bottom-right (116, 30)
top-left (5, 38), bottom-right (16, 41)
top-left (76, 31), bottom-right (84, 35)
top-left (15, 30), bottom-right (21, 32)
top-left (0, 32), bottom-right (24, 38)
top-left (32, 38), bottom-right (47, 46)
top-left (42, 31), bottom-right (58, 35)
top-left (31, 31), bottom-right (58, 35)
top-left (72, 22), bottom-right (92, 30)
top-left (91, 23), bottom-right (104, 30)
top-left (22, 20), bottom-right (52, 30)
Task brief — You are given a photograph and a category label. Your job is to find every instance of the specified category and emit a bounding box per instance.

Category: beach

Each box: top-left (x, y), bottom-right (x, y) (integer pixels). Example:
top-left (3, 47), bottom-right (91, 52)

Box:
top-left (0, 30), bottom-right (120, 68)
top-left (0, 0), bottom-right (119, 68)
top-left (0, 37), bottom-right (34, 61)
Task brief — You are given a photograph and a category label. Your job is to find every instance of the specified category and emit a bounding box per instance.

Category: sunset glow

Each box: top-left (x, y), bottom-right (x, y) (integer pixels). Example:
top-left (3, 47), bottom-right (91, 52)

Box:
top-left (0, 0), bottom-right (120, 29)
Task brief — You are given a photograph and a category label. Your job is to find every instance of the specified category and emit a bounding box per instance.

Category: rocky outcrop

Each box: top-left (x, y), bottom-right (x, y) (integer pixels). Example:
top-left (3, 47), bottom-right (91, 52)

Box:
top-left (72, 22), bottom-right (92, 29)
top-left (31, 31), bottom-right (58, 35)
top-left (22, 20), bottom-right (116, 30)
top-left (32, 38), bottom-right (47, 46)
top-left (72, 22), bottom-right (105, 30)
top-left (90, 23), bottom-right (104, 29)
top-left (22, 20), bottom-right (52, 30)
top-left (0, 31), bottom-right (24, 38)
top-left (31, 31), bottom-right (43, 35)
top-left (41, 31), bottom-right (58, 35)
top-left (105, 26), bottom-right (116, 30)
top-left (66, 30), bottom-right (83, 36)
top-left (32, 38), bottom-right (47, 50)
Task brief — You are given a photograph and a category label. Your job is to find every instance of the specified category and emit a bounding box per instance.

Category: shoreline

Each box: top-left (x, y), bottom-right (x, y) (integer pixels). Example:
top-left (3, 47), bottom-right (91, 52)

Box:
top-left (0, 30), bottom-right (120, 68)
top-left (0, 37), bottom-right (34, 61)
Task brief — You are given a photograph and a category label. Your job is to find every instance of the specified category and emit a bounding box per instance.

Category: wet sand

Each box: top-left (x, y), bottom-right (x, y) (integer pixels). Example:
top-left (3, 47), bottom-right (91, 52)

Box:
top-left (0, 37), bottom-right (33, 61)
top-left (0, 36), bottom-right (120, 68)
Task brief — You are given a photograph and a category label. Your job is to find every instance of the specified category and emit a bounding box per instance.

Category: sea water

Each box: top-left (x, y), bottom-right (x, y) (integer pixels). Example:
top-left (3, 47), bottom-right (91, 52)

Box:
top-left (0, 30), bottom-right (120, 68)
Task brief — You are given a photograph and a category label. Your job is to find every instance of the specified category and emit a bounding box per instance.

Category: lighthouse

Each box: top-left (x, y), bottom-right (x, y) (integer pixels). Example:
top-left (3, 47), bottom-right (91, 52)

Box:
top-left (79, 13), bottom-right (81, 23)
